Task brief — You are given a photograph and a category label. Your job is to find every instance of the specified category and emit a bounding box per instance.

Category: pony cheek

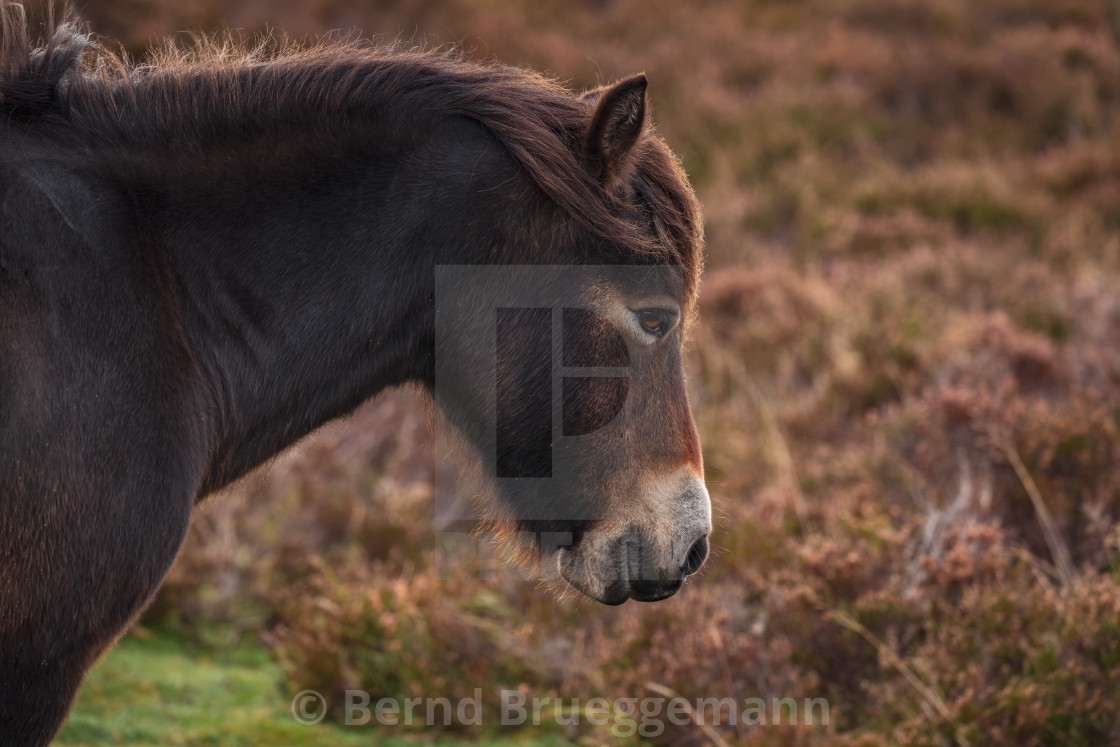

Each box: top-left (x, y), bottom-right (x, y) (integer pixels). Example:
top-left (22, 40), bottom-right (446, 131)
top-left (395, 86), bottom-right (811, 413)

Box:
top-left (561, 376), bottom-right (629, 436)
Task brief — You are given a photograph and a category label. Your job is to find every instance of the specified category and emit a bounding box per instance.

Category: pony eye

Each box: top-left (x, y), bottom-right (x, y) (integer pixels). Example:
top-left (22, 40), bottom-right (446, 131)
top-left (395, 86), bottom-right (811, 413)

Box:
top-left (637, 309), bottom-right (668, 336)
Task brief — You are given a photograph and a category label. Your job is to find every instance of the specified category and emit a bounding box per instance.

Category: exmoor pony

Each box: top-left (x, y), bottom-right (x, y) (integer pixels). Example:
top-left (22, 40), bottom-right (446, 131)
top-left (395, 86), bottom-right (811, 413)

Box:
top-left (0, 4), bottom-right (708, 742)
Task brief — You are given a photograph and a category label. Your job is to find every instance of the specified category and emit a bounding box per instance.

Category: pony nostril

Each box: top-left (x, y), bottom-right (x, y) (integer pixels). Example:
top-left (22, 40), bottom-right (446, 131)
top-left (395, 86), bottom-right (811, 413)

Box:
top-left (682, 536), bottom-right (709, 576)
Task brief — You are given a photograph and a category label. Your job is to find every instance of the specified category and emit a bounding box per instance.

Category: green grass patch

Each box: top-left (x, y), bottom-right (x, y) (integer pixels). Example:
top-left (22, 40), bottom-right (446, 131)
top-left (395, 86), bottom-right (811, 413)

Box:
top-left (56, 630), bottom-right (570, 746)
top-left (56, 630), bottom-right (367, 746)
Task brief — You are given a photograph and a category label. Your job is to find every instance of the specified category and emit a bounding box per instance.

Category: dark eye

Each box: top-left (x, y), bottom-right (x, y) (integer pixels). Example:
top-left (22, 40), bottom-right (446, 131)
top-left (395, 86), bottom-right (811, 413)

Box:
top-left (637, 309), bottom-right (669, 336)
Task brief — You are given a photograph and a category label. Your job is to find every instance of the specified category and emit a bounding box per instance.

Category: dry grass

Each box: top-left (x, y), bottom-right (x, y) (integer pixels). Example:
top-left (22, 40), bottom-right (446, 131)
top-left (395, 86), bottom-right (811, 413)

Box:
top-left (73, 0), bottom-right (1120, 742)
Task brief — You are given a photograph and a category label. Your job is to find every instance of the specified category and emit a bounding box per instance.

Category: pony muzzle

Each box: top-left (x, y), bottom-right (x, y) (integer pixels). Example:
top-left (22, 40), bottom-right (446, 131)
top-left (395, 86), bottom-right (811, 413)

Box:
top-left (557, 477), bottom-right (712, 605)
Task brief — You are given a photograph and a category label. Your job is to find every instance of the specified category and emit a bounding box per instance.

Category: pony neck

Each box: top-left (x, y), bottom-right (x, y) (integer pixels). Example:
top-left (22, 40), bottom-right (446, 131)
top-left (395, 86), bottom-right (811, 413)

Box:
top-left (141, 117), bottom-right (513, 495)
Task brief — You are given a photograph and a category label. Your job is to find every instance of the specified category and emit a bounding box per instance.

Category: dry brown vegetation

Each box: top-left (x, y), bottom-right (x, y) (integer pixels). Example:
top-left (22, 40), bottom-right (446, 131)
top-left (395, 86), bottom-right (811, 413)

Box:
top-left (71, 0), bottom-right (1120, 743)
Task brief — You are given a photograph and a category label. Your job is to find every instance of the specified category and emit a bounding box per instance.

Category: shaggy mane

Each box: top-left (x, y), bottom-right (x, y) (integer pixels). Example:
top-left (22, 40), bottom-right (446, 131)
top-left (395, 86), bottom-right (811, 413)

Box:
top-left (0, 2), bottom-right (703, 310)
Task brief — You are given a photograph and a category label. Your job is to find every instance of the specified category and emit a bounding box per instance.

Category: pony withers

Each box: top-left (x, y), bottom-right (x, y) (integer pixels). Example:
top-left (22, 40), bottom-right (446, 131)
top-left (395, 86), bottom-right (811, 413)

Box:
top-left (0, 5), bottom-right (709, 743)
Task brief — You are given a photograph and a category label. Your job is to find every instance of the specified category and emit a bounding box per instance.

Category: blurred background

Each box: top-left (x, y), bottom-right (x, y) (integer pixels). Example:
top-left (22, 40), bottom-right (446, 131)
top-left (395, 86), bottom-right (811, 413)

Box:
top-left (49, 0), bottom-right (1120, 744)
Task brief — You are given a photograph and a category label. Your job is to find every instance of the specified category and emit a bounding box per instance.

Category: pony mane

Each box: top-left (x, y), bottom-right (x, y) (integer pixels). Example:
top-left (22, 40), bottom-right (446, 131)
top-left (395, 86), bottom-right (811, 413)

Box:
top-left (0, 2), bottom-right (703, 311)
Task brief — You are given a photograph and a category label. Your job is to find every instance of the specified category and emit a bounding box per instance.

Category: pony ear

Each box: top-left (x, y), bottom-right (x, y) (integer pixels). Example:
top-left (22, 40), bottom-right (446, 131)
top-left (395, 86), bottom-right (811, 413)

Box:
top-left (584, 74), bottom-right (647, 184)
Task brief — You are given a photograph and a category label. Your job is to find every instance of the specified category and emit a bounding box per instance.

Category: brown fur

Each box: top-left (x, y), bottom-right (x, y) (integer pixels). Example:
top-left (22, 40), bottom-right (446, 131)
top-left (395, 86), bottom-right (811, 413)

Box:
top-left (0, 4), bottom-right (703, 314)
top-left (0, 5), bottom-right (708, 743)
